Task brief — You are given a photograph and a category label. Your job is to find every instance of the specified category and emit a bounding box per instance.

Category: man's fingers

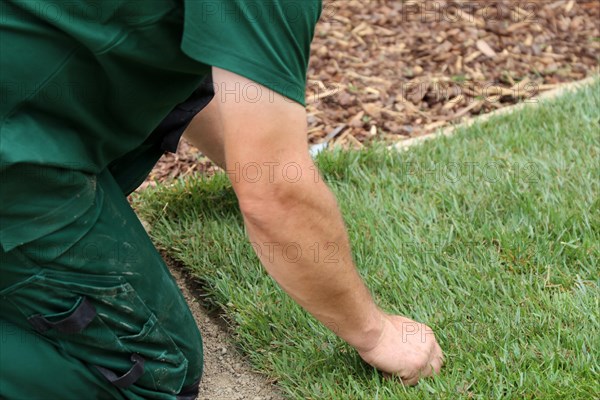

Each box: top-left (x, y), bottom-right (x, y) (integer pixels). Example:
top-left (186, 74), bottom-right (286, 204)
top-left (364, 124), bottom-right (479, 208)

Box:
top-left (429, 341), bottom-right (444, 375)
top-left (369, 316), bottom-right (444, 387)
top-left (406, 357), bottom-right (437, 386)
top-left (430, 357), bottom-right (443, 375)
top-left (383, 371), bottom-right (420, 387)
top-left (419, 345), bottom-right (444, 380)
top-left (422, 357), bottom-right (440, 378)
top-left (382, 351), bottom-right (443, 386)
top-left (401, 374), bottom-right (420, 386)
top-left (435, 342), bottom-right (445, 365)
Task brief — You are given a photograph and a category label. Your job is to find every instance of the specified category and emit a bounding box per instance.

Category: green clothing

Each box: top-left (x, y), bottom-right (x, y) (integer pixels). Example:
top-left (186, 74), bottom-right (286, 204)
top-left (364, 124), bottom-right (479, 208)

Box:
top-left (1, 0), bottom-right (320, 168)
top-left (0, 0), bottom-right (321, 250)
top-left (0, 0), bottom-right (321, 398)
top-left (1, 167), bottom-right (203, 399)
top-left (1, 319), bottom-right (125, 399)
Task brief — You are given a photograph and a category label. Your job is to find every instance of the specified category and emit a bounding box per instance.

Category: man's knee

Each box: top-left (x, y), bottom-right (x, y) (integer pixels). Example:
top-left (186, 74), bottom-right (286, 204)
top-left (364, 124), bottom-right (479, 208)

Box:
top-left (1, 266), bottom-right (203, 399)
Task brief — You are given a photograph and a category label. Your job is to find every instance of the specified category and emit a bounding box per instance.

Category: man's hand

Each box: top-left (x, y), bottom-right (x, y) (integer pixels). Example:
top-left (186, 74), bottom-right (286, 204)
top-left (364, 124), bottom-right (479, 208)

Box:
top-left (357, 314), bottom-right (444, 386)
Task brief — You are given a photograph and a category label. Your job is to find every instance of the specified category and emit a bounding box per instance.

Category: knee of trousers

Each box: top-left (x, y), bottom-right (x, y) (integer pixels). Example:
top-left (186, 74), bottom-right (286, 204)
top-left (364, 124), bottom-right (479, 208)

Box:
top-left (0, 262), bottom-right (204, 399)
top-left (103, 310), bottom-right (205, 399)
top-left (140, 309), bottom-right (204, 398)
top-left (179, 323), bottom-right (204, 387)
top-left (1, 298), bottom-right (204, 400)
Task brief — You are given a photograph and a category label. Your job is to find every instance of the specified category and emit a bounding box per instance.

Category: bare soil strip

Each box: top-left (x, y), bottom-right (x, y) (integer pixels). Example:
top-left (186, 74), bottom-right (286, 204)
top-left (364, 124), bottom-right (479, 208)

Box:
top-left (164, 255), bottom-right (283, 400)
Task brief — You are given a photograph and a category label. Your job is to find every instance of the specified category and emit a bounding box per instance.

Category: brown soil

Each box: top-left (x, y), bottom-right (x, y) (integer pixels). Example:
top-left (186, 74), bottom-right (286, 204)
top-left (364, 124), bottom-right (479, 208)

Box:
top-left (164, 255), bottom-right (283, 400)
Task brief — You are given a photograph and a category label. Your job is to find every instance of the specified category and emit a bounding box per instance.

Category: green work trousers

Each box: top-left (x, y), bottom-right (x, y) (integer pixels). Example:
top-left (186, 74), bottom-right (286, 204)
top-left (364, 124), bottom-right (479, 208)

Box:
top-left (0, 167), bottom-right (203, 399)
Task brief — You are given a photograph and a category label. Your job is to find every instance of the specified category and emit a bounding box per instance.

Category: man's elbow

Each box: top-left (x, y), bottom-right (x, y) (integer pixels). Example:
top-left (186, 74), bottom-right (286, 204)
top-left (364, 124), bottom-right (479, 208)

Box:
top-left (235, 183), bottom-right (305, 227)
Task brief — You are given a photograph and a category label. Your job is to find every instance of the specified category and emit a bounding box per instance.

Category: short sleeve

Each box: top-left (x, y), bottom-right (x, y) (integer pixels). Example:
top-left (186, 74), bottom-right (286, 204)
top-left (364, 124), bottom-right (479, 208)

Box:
top-left (181, 0), bottom-right (322, 106)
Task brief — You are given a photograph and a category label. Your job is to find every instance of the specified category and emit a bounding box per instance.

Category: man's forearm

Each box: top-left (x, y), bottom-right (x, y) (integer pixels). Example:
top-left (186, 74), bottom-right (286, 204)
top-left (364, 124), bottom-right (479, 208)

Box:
top-left (184, 81), bottom-right (383, 350)
top-left (239, 161), bottom-right (384, 352)
top-left (212, 68), bottom-right (443, 383)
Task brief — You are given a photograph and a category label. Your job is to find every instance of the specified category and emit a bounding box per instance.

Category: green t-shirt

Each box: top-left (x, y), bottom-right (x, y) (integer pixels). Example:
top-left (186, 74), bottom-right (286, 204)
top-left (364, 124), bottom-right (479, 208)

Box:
top-left (0, 0), bottom-right (321, 171)
top-left (0, 0), bottom-right (321, 251)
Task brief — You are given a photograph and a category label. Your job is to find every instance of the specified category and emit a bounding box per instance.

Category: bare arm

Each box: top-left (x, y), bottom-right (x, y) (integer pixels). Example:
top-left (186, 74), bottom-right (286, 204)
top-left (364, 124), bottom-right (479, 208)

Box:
top-left (195, 67), bottom-right (443, 385)
top-left (183, 98), bottom-right (226, 169)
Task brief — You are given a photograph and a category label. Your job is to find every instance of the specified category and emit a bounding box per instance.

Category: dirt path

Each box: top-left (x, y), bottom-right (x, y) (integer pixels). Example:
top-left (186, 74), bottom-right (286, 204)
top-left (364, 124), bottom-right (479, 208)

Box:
top-left (165, 256), bottom-right (284, 400)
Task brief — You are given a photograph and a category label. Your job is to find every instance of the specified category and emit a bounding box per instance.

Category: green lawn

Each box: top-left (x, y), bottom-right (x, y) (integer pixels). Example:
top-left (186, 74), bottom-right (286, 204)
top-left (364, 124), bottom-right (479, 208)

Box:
top-left (133, 79), bottom-right (600, 399)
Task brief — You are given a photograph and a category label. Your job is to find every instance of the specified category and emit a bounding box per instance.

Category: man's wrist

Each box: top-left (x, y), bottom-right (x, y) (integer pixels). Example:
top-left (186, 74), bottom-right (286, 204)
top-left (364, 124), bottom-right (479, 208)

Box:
top-left (344, 308), bottom-right (387, 353)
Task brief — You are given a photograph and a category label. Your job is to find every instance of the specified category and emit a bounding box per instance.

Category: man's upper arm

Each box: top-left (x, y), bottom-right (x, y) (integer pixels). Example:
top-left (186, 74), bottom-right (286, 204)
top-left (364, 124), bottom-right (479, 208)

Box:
top-left (181, 0), bottom-right (321, 200)
top-left (211, 67), bottom-right (311, 199)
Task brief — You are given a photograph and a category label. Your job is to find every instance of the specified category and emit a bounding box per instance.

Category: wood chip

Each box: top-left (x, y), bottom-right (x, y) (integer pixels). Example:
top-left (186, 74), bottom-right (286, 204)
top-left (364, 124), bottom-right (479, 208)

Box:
top-left (565, 0), bottom-right (575, 13)
top-left (349, 111), bottom-right (365, 128)
top-left (369, 125), bottom-right (377, 136)
top-left (464, 51), bottom-right (482, 63)
top-left (476, 39), bottom-right (497, 58)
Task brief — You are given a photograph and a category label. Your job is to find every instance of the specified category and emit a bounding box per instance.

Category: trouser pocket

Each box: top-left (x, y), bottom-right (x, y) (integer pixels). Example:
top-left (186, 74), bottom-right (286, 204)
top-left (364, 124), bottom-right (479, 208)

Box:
top-left (1, 267), bottom-right (188, 395)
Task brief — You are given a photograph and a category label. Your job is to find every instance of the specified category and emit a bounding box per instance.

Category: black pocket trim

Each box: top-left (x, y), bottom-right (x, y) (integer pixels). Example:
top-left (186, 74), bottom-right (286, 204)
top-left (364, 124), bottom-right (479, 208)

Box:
top-left (27, 296), bottom-right (96, 334)
top-left (95, 353), bottom-right (146, 389)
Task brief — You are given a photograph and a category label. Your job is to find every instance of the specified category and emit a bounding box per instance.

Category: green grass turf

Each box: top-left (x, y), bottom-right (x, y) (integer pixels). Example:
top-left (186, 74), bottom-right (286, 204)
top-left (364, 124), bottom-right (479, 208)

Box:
top-left (133, 79), bottom-right (600, 399)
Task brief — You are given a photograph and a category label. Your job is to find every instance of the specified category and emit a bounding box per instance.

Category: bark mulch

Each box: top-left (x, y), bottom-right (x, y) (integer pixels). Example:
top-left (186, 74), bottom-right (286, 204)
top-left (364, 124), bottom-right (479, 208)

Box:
top-left (145, 0), bottom-right (599, 186)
